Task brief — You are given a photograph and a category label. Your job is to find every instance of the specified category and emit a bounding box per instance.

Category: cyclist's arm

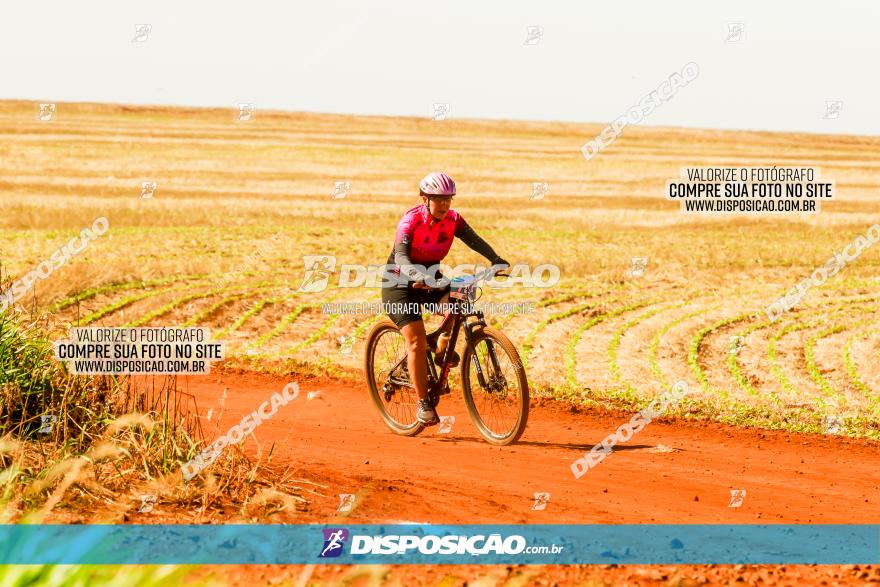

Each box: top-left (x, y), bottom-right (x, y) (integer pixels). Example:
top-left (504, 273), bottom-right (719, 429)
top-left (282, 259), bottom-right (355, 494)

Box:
top-left (454, 217), bottom-right (507, 267)
top-left (393, 235), bottom-right (432, 284)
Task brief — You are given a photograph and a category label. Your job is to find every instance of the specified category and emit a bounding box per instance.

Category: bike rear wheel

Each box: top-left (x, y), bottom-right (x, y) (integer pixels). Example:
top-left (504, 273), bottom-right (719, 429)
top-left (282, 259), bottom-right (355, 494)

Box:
top-left (461, 326), bottom-right (529, 445)
top-left (364, 317), bottom-right (424, 436)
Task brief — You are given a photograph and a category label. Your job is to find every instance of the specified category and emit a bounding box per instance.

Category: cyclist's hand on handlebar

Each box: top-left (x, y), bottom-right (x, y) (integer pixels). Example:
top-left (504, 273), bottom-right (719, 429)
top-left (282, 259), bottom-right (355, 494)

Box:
top-left (412, 280), bottom-right (446, 291)
top-left (491, 258), bottom-right (511, 278)
top-left (412, 271), bottom-right (452, 291)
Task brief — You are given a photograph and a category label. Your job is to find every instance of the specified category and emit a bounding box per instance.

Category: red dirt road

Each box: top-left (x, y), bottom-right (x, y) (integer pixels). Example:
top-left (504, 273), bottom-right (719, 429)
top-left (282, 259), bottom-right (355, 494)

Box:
top-left (177, 370), bottom-right (880, 586)
top-left (183, 370), bottom-right (880, 526)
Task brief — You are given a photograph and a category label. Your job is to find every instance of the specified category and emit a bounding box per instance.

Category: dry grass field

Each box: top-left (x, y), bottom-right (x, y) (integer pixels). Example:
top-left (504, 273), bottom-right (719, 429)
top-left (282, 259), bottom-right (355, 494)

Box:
top-left (4, 99), bottom-right (880, 587)
top-left (3, 99), bottom-right (880, 436)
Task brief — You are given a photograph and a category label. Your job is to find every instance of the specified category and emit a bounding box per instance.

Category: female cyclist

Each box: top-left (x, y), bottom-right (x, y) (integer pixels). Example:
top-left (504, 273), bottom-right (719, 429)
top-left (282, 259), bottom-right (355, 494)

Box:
top-left (382, 171), bottom-right (508, 425)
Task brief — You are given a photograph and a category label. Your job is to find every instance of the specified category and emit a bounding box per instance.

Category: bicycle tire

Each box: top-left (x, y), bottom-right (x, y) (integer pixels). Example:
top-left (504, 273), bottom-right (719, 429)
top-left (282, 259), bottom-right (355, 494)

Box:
top-left (460, 326), bottom-right (529, 445)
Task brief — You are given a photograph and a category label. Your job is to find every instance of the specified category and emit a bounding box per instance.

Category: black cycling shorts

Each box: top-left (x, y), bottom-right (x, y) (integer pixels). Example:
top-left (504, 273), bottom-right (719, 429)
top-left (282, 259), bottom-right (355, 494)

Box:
top-left (381, 282), bottom-right (449, 330)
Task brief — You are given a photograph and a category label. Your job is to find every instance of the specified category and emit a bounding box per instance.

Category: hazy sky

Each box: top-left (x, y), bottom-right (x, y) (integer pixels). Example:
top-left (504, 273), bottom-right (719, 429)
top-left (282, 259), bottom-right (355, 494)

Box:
top-left (3, 1), bottom-right (877, 135)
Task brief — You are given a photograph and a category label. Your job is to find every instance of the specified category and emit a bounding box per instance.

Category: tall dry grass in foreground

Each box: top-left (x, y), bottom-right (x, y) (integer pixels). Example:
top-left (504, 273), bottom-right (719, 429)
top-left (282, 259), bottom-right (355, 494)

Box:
top-left (0, 301), bottom-right (315, 586)
top-left (0, 304), bottom-right (309, 525)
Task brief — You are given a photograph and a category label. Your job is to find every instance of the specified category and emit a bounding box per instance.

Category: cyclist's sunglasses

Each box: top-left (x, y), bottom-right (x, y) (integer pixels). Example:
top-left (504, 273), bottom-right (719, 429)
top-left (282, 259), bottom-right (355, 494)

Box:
top-left (423, 194), bottom-right (454, 202)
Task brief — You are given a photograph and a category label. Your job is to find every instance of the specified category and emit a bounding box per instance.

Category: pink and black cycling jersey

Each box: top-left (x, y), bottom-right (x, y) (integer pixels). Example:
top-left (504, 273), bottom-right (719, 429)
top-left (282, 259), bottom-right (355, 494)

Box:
top-left (386, 204), bottom-right (501, 284)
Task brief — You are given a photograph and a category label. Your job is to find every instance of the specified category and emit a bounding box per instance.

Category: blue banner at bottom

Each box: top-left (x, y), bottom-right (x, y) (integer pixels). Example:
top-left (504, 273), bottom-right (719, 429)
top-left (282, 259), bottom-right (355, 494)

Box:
top-left (0, 524), bottom-right (877, 565)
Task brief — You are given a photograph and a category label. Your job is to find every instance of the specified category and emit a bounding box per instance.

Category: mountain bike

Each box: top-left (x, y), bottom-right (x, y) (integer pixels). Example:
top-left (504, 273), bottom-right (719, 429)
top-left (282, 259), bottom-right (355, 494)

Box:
top-left (364, 269), bottom-right (529, 445)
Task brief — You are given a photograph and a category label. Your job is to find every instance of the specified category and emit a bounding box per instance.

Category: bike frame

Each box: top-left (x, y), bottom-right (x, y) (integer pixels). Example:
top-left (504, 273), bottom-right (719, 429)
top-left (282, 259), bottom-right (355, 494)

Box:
top-left (388, 269), bottom-right (507, 400)
top-left (426, 309), bottom-right (480, 395)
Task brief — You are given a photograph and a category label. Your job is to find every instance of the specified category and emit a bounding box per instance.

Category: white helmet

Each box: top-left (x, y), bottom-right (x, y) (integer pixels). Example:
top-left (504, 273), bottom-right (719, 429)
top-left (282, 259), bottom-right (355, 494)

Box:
top-left (419, 171), bottom-right (456, 196)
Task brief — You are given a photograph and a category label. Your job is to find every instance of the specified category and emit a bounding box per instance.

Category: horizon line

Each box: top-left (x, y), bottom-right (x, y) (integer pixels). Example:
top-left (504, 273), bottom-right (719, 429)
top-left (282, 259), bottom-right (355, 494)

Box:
top-left (2, 97), bottom-right (876, 142)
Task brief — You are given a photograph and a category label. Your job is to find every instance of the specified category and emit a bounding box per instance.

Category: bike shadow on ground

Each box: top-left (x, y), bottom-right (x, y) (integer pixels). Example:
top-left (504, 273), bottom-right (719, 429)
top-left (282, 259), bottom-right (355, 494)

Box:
top-left (430, 437), bottom-right (663, 452)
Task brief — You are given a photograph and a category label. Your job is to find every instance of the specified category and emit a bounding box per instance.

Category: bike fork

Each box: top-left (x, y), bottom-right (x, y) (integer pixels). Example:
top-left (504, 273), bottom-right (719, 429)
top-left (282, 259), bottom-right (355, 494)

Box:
top-left (463, 317), bottom-right (504, 389)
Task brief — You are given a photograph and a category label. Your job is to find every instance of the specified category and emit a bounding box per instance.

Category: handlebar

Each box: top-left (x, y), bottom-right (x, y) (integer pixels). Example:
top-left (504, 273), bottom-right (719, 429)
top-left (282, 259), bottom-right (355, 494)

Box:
top-left (411, 264), bottom-right (510, 291)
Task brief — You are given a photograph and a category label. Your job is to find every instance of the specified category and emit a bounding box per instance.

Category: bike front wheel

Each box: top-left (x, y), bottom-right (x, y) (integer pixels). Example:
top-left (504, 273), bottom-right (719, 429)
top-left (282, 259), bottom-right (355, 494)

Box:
top-left (460, 326), bottom-right (529, 445)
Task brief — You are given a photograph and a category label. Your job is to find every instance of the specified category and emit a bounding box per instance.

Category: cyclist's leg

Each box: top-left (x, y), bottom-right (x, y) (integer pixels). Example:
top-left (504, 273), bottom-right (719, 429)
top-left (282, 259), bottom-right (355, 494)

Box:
top-left (424, 286), bottom-right (452, 332)
top-left (400, 315), bottom-right (439, 424)
top-left (382, 281), bottom-right (438, 413)
top-left (400, 320), bottom-right (428, 401)
top-left (382, 282), bottom-right (427, 399)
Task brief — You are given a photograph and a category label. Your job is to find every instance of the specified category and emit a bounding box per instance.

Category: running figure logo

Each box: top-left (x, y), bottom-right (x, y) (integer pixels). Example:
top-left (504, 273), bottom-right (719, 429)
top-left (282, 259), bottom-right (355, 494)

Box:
top-left (132, 24), bottom-right (152, 43)
top-left (728, 489), bottom-right (747, 508)
top-left (319, 528), bottom-right (349, 558)
top-left (299, 255), bottom-right (336, 292)
top-left (728, 335), bottom-right (744, 356)
top-left (532, 492), bottom-right (550, 510)
top-left (332, 181), bottom-right (351, 199)
top-left (627, 257), bottom-right (649, 278)
top-left (138, 494), bottom-right (157, 513)
top-left (823, 100), bottom-right (842, 120)
top-left (523, 25), bottom-right (544, 45)
top-left (38, 103), bottom-right (56, 121)
top-left (140, 181), bottom-right (157, 199)
top-left (431, 102), bottom-right (450, 121)
top-left (725, 22), bottom-right (745, 43)
top-left (338, 335), bottom-right (355, 354)
top-left (337, 494), bottom-right (356, 513)
top-left (237, 103), bottom-right (255, 122)
top-left (38, 414), bottom-right (57, 434)
top-left (823, 415), bottom-right (842, 434)
top-left (437, 415), bottom-right (455, 434)
top-left (531, 182), bottom-right (549, 200)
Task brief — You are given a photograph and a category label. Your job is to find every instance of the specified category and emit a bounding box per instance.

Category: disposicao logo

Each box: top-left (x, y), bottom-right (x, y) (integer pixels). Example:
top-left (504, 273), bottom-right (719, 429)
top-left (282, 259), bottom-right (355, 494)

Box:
top-left (319, 528), bottom-right (349, 558)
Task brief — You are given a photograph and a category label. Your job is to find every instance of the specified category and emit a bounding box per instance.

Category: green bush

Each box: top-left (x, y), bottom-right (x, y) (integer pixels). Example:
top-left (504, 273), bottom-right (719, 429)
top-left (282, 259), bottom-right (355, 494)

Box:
top-left (0, 310), bottom-right (60, 438)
